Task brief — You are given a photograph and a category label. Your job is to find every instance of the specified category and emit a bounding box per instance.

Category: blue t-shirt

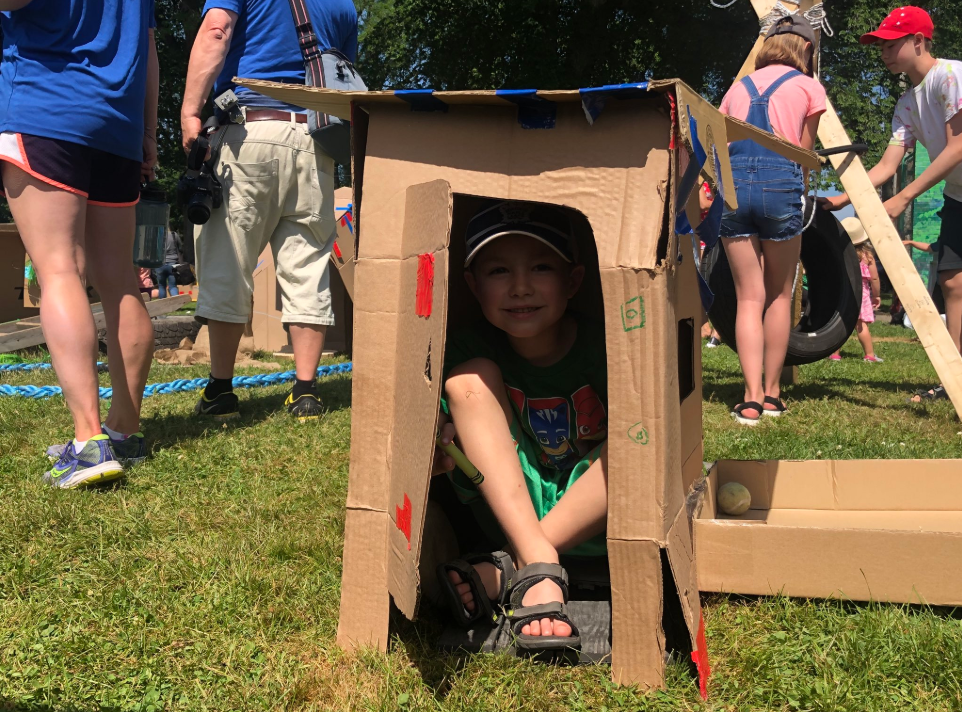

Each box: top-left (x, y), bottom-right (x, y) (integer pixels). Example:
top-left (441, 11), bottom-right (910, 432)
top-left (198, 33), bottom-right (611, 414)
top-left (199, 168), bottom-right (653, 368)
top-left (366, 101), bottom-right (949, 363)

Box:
top-left (0, 0), bottom-right (155, 163)
top-left (203, 0), bottom-right (358, 113)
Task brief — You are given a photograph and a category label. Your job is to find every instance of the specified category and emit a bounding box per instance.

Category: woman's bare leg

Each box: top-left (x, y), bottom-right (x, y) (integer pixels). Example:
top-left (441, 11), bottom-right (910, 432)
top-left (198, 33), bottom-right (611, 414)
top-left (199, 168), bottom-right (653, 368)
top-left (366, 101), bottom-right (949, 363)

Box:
top-left (85, 204), bottom-right (154, 435)
top-left (2, 163), bottom-right (100, 441)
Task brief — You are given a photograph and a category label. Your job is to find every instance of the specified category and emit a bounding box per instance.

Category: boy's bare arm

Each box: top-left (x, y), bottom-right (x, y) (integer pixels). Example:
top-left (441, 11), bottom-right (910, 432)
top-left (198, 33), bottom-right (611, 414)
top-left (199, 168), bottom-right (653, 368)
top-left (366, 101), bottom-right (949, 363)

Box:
top-left (820, 143), bottom-right (906, 211)
top-left (884, 112), bottom-right (962, 220)
top-left (903, 239), bottom-right (933, 252)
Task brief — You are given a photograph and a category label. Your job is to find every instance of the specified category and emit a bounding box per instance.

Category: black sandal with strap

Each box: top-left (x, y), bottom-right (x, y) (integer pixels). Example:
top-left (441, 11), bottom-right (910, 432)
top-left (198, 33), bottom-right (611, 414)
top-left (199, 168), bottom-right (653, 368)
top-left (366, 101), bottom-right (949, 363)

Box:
top-left (732, 401), bottom-right (764, 426)
top-left (437, 551), bottom-right (515, 628)
top-left (504, 562), bottom-right (581, 653)
top-left (763, 396), bottom-right (788, 417)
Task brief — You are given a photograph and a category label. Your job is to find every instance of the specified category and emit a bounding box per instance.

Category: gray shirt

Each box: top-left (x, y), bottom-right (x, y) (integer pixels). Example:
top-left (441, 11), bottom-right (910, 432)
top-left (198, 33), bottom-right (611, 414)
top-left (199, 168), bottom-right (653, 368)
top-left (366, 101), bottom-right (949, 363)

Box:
top-left (164, 231), bottom-right (181, 265)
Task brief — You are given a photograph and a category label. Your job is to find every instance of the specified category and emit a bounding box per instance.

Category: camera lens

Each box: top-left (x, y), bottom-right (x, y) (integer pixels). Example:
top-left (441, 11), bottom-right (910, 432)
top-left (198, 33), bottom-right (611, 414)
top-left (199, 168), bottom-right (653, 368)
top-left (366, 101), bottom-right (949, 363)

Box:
top-left (186, 194), bottom-right (213, 225)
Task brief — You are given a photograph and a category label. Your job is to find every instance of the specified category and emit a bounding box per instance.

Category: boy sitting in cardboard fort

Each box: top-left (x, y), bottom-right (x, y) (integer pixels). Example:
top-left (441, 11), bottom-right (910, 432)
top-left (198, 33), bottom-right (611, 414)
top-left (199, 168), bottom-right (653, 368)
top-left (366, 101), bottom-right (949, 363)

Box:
top-left (436, 199), bottom-right (608, 654)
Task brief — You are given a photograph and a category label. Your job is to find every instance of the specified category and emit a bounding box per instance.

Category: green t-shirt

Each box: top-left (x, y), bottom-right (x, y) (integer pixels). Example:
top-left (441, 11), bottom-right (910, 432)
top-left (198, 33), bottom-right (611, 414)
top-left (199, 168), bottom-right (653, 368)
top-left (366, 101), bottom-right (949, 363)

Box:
top-left (443, 314), bottom-right (608, 472)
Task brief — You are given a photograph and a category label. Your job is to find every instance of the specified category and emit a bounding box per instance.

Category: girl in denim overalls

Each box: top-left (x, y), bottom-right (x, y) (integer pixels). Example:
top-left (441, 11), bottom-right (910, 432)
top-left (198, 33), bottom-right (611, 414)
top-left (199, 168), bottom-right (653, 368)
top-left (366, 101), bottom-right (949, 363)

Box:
top-left (718, 16), bottom-right (827, 425)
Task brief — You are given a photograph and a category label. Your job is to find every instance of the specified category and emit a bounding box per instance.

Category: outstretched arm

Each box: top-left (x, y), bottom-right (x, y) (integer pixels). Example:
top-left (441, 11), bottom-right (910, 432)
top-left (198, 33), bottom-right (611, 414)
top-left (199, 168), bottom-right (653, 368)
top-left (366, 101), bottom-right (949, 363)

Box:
top-left (820, 143), bottom-right (906, 211)
top-left (181, 8), bottom-right (236, 153)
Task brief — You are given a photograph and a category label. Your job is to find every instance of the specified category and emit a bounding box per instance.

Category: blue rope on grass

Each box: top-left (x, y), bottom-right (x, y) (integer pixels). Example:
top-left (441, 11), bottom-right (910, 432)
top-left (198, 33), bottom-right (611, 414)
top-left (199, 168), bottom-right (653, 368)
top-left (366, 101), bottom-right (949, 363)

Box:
top-left (0, 362), bottom-right (54, 373)
top-left (0, 362), bottom-right (353, 400)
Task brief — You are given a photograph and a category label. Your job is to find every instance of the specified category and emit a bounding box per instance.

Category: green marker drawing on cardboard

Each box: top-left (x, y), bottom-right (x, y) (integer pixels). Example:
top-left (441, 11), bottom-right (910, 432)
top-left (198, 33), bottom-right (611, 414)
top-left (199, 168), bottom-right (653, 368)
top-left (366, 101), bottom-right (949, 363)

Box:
top-left (436, 433), bottom-right (484, 485)
top-left (621, 296), bottom-right (645, 332)
top-left (627, 422), bottom-right (649, 445)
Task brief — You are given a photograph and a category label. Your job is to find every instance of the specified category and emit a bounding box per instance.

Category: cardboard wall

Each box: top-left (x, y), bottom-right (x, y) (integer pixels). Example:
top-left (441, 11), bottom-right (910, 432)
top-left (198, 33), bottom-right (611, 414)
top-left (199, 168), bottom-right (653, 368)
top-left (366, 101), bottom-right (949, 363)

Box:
top-left (0, 224), bottom-right (36, 323)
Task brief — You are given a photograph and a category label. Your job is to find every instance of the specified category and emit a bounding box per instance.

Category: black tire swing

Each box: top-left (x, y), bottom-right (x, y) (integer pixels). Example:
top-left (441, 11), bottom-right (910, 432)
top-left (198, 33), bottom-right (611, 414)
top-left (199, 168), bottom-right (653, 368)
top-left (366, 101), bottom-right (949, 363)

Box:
top-left (701, 208), bottom-right (863, 366)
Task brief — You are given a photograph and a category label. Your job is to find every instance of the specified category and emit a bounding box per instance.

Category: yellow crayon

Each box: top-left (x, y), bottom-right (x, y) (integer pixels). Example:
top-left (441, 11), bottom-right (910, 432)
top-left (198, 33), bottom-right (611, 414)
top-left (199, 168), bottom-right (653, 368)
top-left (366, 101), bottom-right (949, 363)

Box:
top-left (435, 435), bottom-right (484, 486)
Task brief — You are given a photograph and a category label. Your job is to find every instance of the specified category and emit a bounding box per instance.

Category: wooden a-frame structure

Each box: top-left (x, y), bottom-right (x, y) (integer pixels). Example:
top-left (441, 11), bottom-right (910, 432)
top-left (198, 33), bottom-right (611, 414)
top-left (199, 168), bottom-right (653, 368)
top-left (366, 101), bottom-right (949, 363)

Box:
top-left (738, 0), bottom-right (962, 416)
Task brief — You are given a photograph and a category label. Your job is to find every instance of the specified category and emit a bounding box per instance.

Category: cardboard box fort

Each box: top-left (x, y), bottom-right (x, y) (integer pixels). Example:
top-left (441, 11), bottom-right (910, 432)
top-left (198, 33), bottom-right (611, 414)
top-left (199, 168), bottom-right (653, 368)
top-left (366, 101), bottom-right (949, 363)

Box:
top-left (238, 77), bottom-right (820, 688)
top-left (249, 187), bottom-right (355, 355)
top-left (695, 459), bottom-right (962, 606)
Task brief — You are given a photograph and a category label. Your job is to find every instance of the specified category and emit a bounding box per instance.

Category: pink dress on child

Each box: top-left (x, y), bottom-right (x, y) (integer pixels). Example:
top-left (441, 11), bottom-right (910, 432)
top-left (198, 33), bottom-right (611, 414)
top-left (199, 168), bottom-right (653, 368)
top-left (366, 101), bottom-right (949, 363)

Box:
top-left (859, 262), bottom-right (874, 323)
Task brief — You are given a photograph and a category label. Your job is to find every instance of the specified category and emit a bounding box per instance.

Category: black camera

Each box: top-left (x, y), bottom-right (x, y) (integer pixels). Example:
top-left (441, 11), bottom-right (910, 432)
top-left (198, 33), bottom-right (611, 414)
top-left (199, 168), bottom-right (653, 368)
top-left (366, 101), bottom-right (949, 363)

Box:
top-left (177, 117), bottom-right (223, 225)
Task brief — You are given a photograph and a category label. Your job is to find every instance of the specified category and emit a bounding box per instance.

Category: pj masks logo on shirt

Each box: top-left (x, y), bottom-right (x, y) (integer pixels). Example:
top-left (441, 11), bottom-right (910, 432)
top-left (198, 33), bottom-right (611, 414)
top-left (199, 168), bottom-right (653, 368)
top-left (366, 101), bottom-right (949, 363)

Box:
top-left (527, 397), bottom-right (574, 468)
top-left (572, 385), bottom-right (607, 441)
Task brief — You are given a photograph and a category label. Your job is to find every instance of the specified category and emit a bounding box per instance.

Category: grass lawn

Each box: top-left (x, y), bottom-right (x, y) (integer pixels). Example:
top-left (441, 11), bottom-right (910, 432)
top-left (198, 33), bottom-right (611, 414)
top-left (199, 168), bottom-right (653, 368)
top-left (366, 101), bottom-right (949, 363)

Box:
top-left (1, 322), bottom-right (961, 711)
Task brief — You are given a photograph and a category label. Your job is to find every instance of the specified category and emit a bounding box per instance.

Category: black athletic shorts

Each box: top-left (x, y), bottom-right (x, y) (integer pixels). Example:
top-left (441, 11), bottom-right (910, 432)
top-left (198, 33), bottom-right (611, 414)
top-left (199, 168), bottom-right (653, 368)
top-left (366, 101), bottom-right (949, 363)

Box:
top-left (937, 195), bottom-right (962, 273)
top-left (0, 131), bottom-right (140, 206)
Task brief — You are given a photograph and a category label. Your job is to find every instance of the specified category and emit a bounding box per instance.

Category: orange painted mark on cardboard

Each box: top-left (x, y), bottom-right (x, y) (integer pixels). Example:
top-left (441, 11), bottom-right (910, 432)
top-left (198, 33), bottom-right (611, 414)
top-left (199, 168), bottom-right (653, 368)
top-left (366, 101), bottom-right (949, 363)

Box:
top-left (416, 253), bottom-right (434, 317)
top-left (396, 493), bottom-right (412, 550)
top-left (691, 611), bottom-right (711, 700)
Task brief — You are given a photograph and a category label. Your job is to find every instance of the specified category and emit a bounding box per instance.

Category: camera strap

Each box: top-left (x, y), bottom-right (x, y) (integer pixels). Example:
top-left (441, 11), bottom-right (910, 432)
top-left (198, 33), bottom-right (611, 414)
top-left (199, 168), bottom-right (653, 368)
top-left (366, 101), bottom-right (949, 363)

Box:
top-left (285, 0), bottom-right (330, 128)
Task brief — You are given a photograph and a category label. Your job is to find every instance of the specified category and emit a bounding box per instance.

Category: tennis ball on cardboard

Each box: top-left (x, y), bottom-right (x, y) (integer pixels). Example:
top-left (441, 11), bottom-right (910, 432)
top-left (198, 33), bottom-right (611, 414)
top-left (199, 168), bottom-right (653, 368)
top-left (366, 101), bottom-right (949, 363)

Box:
top-left (717, 482), bottom-right (751, 516)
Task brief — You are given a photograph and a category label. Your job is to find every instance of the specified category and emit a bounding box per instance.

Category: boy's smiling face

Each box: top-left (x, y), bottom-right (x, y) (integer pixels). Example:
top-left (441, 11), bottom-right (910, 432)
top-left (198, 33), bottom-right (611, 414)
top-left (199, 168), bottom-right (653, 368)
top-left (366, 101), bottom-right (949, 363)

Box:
top-left (466, 234), bottom-right (584, 340)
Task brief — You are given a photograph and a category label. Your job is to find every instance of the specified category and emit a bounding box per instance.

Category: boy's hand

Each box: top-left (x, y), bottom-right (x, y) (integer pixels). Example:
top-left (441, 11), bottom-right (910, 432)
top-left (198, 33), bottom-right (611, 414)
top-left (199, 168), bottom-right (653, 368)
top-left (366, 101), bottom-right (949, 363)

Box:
top-left (884, 193), bottom-right (911, 222)
top-left (432, 420), bottom-right (456, 476)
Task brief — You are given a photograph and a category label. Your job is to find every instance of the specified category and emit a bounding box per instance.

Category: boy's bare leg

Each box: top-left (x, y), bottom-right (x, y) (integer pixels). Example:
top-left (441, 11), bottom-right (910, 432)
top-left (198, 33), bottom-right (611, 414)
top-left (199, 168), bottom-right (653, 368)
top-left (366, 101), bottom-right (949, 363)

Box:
top-left (445, 358), bottom-right (571, 637)
top-left (538, 442), bottom-right (608, 554)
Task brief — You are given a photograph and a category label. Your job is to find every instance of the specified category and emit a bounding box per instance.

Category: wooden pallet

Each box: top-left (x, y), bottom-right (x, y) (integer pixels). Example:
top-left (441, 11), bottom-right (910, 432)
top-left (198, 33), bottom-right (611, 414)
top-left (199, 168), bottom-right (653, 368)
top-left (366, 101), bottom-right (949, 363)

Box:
top-left (0, 294), bottom-right (191, 353)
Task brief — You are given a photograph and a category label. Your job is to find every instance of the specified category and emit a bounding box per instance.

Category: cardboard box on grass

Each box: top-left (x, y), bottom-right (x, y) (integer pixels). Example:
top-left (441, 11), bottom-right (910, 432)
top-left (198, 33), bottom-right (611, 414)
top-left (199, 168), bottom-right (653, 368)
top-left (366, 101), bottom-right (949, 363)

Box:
top-left (695, 459), bottom-right (962, 605)
top-left (239, 77), bottom-right (819, 689)
top-left (249, 187), bottom-right (354, 355)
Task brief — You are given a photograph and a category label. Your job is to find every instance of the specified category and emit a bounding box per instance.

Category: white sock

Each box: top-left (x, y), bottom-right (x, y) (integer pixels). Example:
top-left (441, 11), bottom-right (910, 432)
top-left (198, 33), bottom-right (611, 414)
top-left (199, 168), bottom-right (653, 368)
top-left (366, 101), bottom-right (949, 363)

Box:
top-left (72, 439), bottom-right (88, 451)
top-left (102, 424), bottom-right (127, 441)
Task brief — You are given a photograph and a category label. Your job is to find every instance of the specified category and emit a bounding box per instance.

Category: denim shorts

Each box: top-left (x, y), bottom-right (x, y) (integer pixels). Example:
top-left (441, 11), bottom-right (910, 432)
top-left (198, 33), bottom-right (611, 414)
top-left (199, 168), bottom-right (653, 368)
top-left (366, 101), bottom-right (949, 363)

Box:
top-left (720, 157), bottom-right (804, 242)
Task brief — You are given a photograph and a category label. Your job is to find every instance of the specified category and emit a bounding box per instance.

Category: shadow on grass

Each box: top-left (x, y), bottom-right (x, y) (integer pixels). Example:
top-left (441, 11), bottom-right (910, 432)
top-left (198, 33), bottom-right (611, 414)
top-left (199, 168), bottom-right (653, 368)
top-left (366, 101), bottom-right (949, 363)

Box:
top-left (703, 592), bottom-right (962, 621)
top-left (139, 374), bottom-right (353, 452)
top-left (0, 701), bottom-right (116, 712)
top-left (390, 606), bottom-right (467, 702)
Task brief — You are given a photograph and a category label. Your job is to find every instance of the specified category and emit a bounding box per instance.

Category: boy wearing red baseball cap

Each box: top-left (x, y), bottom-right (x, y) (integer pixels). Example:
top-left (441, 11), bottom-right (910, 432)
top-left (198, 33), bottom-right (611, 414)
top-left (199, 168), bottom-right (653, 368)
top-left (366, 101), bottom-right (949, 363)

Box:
top-left (823, 6), bottom-right (962, 402)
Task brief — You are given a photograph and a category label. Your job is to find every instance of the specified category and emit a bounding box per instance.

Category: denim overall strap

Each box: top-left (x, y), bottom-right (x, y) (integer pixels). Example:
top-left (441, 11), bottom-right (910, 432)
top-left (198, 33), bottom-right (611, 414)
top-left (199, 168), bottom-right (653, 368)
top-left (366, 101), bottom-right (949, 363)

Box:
top-left (730, 68), bottom-right (803, 161)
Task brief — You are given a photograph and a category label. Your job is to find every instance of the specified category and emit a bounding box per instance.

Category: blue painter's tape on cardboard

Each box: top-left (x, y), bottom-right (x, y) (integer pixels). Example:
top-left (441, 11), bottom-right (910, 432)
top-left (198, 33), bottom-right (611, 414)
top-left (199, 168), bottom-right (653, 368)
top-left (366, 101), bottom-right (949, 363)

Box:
top-left (495, 89), bottom-right (556, 129)
top-left (395, 90), bottom-right (448, 113)
top-left (579, 82), bottom-right (650, 124)
top-left (687, 106), bottom-right (708, 167)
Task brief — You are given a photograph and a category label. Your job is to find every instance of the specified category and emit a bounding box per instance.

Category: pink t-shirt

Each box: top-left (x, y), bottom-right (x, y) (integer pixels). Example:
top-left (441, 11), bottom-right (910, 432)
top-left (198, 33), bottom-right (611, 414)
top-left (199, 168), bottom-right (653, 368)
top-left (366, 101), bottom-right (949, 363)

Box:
top-left (720, 65), bottom-right (827, 146)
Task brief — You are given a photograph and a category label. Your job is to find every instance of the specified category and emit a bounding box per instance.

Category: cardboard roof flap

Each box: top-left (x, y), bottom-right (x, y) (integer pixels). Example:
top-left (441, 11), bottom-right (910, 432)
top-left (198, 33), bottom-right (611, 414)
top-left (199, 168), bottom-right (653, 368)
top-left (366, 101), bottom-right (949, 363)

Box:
top-left (237, 78), bottom-right (821, 216)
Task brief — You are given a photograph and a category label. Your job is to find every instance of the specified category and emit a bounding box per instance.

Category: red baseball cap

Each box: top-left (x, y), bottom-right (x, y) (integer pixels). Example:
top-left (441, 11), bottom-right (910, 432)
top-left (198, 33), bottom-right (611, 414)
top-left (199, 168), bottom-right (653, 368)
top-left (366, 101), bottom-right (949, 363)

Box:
top-left (860, 6), bottom-right (934, 45)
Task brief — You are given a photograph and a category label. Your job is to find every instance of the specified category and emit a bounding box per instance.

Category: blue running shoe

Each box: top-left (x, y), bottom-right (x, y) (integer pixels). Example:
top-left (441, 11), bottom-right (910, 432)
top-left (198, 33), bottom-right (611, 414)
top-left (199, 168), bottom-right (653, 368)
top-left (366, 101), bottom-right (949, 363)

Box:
top-left (42, 435), bottom-right (124, 489)
top-left (46, 429), bottom-right (147, 465)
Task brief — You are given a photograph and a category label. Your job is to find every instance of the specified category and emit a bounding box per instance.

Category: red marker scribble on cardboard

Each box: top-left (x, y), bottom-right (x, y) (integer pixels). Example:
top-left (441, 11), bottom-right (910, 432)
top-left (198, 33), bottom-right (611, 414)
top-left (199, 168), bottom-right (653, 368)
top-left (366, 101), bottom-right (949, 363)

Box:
top-left (396, 493), bottom-right (412, 550)
top-left (332, 241), bottom-right (343, 260)
top-left (416, 253), bottom-right (434, 318)
top-left (691, 611), bottom-right (711, 700)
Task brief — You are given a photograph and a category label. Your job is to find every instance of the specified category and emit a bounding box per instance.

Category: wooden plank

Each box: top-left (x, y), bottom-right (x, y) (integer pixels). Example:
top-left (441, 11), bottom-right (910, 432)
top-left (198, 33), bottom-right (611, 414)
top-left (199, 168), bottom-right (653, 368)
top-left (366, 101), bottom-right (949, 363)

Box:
top-left (0, 294), bottom-right (190, 353)
top-left (817, 102), bottom-right (962, 415)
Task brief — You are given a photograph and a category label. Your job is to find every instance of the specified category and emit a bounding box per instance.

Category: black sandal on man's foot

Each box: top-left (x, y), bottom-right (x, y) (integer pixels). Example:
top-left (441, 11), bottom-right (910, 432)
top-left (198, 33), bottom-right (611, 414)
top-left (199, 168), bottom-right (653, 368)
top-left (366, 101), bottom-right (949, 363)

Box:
top-left (437, 551), bottom-right (514, 628)
top-left (732, 401), bottom-right (763, 426)
top-left (907, 385), bottom-right (947, 403)
top-left (762, 396), bottom-right (788, 417)
top-left (505, 563), bottom-right (581, 654)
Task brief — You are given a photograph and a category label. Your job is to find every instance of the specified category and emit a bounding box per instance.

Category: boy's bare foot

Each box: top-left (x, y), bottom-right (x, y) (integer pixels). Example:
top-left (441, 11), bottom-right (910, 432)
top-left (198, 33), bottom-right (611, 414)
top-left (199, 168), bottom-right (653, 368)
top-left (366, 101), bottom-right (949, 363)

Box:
top-left (447, 559), bottom-right (573, 637)
top-left (447, 562), bottom-right (501, 613)
top-left (518, 578), bottom-right (572, 637)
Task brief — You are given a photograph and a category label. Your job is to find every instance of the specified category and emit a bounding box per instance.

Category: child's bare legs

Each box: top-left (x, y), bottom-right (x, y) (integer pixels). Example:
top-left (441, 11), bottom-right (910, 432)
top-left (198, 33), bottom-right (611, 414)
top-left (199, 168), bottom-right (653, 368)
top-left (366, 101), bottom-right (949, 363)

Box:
top-left (85, 204), bottom-right (155, 435)
top-left (855, 319), bottom-right (875, 359)
top-left (445, 359), bottom-right (607, 637)
top-left (761, 236), bottom-right (801, 402)
top-left (538, 441), bottom-right (608, 552)
top-left (724, 236), bottom-right (765, 415)
top-left (2, 164), bottom-right (101, 440)
top-left (940, 269), bottom-right (962, 355)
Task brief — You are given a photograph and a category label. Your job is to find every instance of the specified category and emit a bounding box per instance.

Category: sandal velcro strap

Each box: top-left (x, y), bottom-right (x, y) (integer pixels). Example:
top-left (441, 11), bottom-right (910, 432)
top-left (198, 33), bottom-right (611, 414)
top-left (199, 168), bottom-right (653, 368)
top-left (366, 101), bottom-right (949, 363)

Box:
top-left (506, 600), bottom-right (582, 652)
top-left (508, 563), bottom-right (569, 607)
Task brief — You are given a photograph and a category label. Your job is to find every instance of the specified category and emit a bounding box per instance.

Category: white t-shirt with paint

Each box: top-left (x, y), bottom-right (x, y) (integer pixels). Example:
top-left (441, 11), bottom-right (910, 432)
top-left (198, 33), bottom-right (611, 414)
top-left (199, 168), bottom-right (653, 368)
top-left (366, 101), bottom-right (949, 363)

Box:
top-left (890, 58), bottom-right (962, 202)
